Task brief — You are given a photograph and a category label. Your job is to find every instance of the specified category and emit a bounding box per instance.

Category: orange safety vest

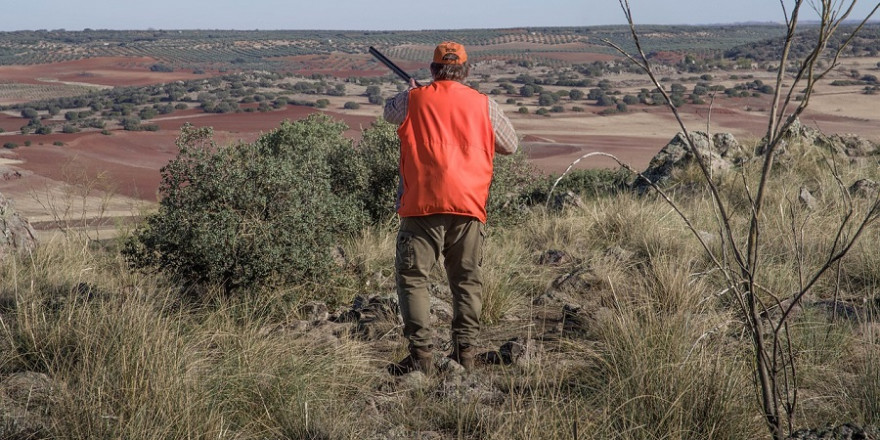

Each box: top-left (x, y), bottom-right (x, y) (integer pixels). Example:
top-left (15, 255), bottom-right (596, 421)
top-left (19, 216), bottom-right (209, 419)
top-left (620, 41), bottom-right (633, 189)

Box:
top-left (397, 80), bottom-right (496, 223)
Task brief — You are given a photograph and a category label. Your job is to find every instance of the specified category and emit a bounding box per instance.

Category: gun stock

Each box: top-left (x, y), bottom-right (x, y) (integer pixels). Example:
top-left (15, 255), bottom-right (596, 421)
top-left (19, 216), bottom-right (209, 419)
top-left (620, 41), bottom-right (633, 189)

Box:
top-left (369, 46), bottom-right (422, 87)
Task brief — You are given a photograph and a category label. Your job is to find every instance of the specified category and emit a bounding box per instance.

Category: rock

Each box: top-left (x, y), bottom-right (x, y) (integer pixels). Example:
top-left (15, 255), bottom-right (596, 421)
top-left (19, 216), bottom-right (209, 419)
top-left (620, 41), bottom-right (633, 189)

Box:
top-left (1, 372), bottom-right (55, 409)
top-left (429, 296), bottom-right (453, 324)
top-left (538, 249), bottom-right (570, 266)
top-left (603, 245), bottom-right (634, 263)
top-left (299, 301), bottom-right (329, 322)
top-left (483, 337), bottom-right (540, 367)
top-left (330, 245), bottom-right (347, 268)
top-left (634, 131), bottom-right (734, 193)
top-left (0, 192), bottom-right (38, 261)
top-left (758, 118), bottom-right (880, 164)
top-left (550, 268), bottom-right (606, 296)
top-left (548, 191), bottom-right (585, 211)
top-left (799, 186), bottom-right (817, 210)
top-left (436, 374), bottom-right (506, 405)
top-left (788, 423), bottom-right (877, 440)
top-left (712, 132), bottom-right (741, 157)
top-left (849, 179), bottom-right (880, 199)
top-left (0, 167), bottom-right (25, 181)
top-left (0, 371), bottom-right (56, 438)
top-left (353, 296), bottom-right (401, 341)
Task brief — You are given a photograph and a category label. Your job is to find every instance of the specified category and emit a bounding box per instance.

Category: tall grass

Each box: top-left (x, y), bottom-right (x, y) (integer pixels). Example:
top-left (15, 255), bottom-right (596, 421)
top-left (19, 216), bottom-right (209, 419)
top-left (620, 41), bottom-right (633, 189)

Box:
top-left (0, 235), bottom-right (379, 439)
top-left (2, 134), bottom-right (879, 438)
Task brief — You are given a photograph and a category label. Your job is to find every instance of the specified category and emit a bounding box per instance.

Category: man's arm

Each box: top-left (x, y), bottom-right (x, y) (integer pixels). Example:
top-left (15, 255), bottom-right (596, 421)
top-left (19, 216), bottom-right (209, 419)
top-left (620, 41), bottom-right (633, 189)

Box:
top-left (384, 90), bottom-right (409, 125)
top-left (488, 99), bottom-right (518, 155)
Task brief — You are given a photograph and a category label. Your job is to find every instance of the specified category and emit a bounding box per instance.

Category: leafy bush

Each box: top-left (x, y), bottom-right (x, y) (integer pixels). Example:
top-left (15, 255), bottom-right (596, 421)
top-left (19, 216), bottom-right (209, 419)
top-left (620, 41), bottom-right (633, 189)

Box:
top-left (124, 115), bottom-right (370, 293)
top-left (486, 150), bottom-right (541, 226)
top-left (125, 113), bottom-right (539, 293)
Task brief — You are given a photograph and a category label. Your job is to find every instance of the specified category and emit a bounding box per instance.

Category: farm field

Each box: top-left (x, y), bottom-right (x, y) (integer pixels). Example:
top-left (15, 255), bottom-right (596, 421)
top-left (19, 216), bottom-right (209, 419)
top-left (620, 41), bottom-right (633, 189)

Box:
top-left (1, 27), bottom-right (879, 229)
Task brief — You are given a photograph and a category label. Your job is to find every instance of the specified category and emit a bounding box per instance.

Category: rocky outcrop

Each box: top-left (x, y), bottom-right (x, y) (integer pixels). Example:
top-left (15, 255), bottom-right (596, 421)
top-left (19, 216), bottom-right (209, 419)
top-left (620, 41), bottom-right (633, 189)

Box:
top-left (757, 118), bottom-right (880, 162)
top-left (634, 131), bottom-right (741, 193)
top-left (0, 192), bottom-right (38, 260)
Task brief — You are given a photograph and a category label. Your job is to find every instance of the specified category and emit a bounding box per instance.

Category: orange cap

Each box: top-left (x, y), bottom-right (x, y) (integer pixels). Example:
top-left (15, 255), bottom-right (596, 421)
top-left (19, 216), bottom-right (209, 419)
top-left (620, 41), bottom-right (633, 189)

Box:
top-left (433, 41), bottom-right (467, 65)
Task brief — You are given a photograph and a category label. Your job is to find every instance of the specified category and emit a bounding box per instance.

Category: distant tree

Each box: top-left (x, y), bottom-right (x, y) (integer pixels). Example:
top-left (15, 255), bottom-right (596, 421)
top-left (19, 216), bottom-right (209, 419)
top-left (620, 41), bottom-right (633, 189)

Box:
top-left (150, 64), bottom-right (173, 72)
top-left (520, 85), bottom-right (535, 97)
top-left (121, 117), bottom-right (142, 131)
top-left (315, 99), bottom-right (330, 109)
top-left (21, 108), bottom-right (38, 119)
top-left (517, 106), bottom-right (528, 114)
top-left (344, 101), bottom-right (361, 110)
top-left (587, 88), bottom-right (604, 100)
top-left (367, 94), bottom-right (384, 105)
top-left (623, 95), bottom-right (639, 105)
top-left (62, 124), bottom-right (79, 134)
top-left (569, 89), bottom-right (584, 100)
top-left (538, 93), bottom-right (558, 106)
top-left (364, 85), bottom-right (381, 96)
top-left (139, 107), bottom-right (158, 120)
top-left (597, 94), bottom-right (616, 107)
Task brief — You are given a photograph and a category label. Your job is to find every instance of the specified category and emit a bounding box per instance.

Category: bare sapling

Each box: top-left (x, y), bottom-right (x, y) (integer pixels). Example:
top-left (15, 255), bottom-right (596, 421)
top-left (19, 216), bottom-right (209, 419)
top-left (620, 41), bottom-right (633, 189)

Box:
top-left (550, 1), bottom-right (880, 438)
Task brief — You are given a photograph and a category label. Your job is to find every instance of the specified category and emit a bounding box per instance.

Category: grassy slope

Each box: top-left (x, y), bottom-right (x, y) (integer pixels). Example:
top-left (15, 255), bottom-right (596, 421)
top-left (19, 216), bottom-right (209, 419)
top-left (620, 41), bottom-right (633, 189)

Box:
top-left (1, 135), bottom-right (879, 439)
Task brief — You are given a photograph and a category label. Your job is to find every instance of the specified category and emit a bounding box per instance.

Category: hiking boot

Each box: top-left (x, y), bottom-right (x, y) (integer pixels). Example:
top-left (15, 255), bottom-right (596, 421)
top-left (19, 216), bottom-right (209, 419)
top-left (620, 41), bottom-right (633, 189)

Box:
top-left (448, 344), bottom-right (476, 370)
top-left (387, 346), bottom-right (434, 376)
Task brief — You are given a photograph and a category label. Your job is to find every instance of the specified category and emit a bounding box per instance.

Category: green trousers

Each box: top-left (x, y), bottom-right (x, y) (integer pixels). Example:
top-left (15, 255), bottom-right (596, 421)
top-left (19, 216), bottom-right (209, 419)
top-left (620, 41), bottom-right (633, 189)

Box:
top-left (395, 214), bottom-right (485, 350)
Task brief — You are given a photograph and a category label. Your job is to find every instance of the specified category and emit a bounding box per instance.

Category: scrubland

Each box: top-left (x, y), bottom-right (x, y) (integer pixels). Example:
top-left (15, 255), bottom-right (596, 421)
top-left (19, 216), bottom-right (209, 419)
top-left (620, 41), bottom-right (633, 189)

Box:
top-left (1, 130), bottom-right (878, 439)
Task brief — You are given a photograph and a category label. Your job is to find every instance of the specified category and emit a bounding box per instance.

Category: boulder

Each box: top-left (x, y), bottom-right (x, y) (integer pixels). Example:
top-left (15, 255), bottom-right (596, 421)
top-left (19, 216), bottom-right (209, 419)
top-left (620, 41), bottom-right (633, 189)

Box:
top-left (0, 192), bottom-right (37, 260)
top-left (634, 131), bottom-right (736, 193)
top-left (758, 118), bottom-right (880, 163)
top-left (849, 179), bottom-right (880, 199)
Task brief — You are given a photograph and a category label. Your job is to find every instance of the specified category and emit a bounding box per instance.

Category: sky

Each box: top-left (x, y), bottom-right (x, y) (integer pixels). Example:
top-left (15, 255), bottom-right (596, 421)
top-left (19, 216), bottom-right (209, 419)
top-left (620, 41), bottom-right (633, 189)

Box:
top-left (2, 0), bottom-right (878, 31)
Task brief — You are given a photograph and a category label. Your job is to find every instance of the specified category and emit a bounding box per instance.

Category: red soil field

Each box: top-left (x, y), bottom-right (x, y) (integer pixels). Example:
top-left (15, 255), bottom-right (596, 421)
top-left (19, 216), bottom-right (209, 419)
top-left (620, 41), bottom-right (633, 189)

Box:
top-left (0, 106), bottom-right (384, 202)
top-left (0, 57), bottom-right (212, 87)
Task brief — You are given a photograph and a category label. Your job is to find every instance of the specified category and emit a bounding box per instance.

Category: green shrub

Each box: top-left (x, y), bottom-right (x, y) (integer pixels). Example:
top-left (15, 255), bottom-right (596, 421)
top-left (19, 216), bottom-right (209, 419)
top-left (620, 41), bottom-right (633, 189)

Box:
top-left (358, 120), bottom-right (400, 223)
top-left (3, 142), bottom-right (18, 149)
top-left (487, 150), bottom-right (541, 226)
top-left (124, 115), bottom-right (369, 293)
top-left (343, 101), bottom-right (360, 110)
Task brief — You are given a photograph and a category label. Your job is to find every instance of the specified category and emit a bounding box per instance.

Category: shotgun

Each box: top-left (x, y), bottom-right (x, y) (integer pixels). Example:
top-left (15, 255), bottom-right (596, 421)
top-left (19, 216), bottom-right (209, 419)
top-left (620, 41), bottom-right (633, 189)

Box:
top-left (368, 46), bottom-right (423, 87)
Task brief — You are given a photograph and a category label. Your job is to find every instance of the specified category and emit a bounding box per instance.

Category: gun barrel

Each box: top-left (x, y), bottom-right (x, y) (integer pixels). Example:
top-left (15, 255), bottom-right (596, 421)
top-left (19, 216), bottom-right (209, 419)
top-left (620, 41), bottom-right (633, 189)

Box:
top-left (369, 46), bottom-right (422, 87)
